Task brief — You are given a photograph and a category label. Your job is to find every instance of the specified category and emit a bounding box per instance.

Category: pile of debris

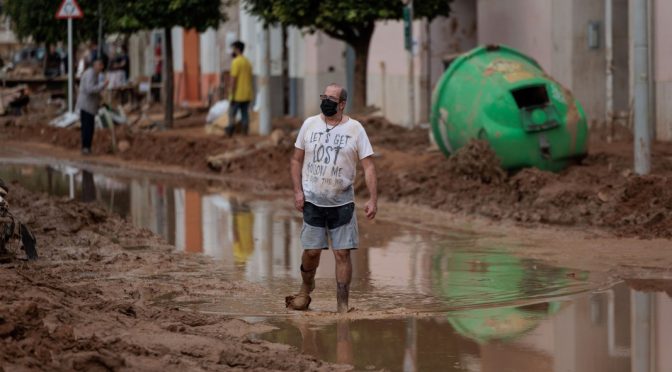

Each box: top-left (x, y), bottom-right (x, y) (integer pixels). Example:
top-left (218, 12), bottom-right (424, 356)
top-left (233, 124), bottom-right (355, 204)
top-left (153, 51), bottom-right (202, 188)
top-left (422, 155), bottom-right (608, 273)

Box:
top-left (445, 140), bottom-right (507, 184)
top-left (0, 178), bottom-right (37, 263)
top-left (206, 129), bottom-right (287, 171)
top-left (204, 99), bottom-right (259, 136)
top-left (0, 85), bottom-right (30, 116)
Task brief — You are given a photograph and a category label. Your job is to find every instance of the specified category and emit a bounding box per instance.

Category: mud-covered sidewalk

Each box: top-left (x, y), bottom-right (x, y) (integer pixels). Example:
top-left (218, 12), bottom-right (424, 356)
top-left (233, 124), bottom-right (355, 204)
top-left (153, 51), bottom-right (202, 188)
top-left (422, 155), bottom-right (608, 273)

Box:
top-left (0, 184), bottom-right (344, 371)
top-left (2, 118), bottom-right (672, 238)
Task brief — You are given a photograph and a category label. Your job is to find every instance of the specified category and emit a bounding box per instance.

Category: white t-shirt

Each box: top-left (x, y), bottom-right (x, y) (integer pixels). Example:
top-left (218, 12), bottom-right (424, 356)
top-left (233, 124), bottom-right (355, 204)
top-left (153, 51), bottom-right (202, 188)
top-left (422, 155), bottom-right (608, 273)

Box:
top-left (295, 115), bottom-right (374, 207)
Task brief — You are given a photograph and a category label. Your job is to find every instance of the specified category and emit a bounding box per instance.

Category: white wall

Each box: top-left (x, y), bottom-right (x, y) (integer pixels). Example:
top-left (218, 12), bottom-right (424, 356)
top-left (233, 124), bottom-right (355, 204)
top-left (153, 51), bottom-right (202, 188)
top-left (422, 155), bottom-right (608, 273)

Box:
top-left (199, 28), bottom-right (220, 75)
top-left (171, 27), bottom-right (184, 73)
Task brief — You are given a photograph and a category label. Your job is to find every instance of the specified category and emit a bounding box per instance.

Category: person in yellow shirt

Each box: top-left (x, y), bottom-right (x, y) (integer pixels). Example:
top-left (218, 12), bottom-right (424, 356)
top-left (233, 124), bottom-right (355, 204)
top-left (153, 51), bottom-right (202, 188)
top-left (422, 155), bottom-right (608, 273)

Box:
top-left (228, 41), bottom-right (254, 136)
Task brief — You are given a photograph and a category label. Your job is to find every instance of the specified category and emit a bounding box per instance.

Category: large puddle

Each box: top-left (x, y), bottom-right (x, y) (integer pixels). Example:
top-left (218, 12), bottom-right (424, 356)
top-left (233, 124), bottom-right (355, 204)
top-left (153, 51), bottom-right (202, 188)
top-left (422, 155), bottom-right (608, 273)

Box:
top-left (1, 152), bottom-right (670, 371)
top-left (260, 282), bottom-right (672, 372)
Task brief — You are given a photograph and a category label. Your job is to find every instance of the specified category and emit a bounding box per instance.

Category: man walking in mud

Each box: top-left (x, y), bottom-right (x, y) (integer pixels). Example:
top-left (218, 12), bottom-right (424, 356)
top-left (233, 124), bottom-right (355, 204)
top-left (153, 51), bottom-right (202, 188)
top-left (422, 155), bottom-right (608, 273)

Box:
top-left (287, 83), bottom-right (378, 313)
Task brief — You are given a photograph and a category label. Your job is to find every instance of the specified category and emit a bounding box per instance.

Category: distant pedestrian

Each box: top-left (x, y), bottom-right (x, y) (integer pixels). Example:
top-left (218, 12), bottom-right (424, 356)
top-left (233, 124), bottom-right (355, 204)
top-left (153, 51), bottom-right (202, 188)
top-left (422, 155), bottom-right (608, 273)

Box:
top-left (109, 45), bottom-right (130, 88)
top-left (227, 41), bottom-right (253, 136)
top-left (87, 41), bottom-right (108, 70)
top-left (76, 58), bottom-right (108, 155)
top-left (44, 45), bottom-right (62, 78)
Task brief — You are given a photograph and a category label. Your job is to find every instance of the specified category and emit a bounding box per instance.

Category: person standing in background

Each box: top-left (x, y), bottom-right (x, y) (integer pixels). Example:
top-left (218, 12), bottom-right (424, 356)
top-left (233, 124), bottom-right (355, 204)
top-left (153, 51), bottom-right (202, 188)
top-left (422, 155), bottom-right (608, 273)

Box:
top-left (227, 41), bottom-right (253, 136)
top-left (109, 45), bottom-right (130, 88)
top-left (44, 45), bottom-right (62, 78)
top-left (75, 58), bottom-right (108, 155)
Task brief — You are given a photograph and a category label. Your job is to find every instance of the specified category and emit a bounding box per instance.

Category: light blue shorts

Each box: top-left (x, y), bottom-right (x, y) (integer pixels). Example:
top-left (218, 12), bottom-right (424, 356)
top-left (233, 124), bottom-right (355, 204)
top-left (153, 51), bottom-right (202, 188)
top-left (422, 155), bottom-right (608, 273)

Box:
top-left (301, 202), bottom-right (358, 250)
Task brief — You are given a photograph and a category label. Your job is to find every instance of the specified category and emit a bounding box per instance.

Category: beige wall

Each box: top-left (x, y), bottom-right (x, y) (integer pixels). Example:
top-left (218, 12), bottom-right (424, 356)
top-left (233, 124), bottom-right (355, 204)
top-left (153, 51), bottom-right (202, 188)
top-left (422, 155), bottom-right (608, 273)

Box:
top-left (366, 20), bottom-right (423, 126)
top-left (128, 31), bottom-right (154, 81)
top-left (568, 0), bottom-right (606, 122)
top-left (478, 0), bottom-right (553, 70)
top-left (301, 32), bottom-right (347, 117)
top-left (366, 0), bottom-right (477, 126)
top-left (653, 0), bottom-right (672, 140)
top-left (278, 0), bottom-right (480, 127)
top-left (654, 292), bottom-right (672, 371)
top-left (477, 0), bottom-right (634, 123)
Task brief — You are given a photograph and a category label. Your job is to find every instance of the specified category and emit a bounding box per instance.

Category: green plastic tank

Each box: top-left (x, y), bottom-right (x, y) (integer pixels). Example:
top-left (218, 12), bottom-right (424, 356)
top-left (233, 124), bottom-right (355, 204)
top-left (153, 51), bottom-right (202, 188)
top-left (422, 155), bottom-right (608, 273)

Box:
top-left (431, 45), bottom-right (589, 172)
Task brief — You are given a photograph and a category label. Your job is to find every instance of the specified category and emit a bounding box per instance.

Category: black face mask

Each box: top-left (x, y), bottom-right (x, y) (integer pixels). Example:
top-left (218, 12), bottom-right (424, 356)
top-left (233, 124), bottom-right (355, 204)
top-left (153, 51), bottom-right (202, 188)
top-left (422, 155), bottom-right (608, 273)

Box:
top-left (320, 99), bottom-right (338, 117)
top-left (231, 52), bottom-right (237, 58)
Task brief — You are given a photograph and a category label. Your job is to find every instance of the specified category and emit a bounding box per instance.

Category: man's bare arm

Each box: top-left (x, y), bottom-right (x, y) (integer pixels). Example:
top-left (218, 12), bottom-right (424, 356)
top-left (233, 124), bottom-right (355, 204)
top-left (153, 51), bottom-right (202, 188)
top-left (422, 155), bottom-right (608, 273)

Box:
top-left (361, 156), bottom-right (377, 220)
top-left (291, 148), bottom-right (305, 212)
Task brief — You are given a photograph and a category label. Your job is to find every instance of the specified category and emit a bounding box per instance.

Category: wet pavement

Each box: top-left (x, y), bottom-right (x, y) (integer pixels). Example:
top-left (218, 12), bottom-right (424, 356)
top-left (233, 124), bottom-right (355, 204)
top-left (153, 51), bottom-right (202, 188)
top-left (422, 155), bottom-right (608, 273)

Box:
top-left (1, 153), bottom-right (671, 371)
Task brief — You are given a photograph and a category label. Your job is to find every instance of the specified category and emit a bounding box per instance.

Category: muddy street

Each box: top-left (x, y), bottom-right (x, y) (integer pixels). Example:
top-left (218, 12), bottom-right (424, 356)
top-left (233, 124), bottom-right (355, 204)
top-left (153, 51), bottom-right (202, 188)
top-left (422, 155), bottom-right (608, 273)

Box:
top-left (1, 149), bottom-right (671, 371)
top-left (2, 0), bottom-right (672, 369)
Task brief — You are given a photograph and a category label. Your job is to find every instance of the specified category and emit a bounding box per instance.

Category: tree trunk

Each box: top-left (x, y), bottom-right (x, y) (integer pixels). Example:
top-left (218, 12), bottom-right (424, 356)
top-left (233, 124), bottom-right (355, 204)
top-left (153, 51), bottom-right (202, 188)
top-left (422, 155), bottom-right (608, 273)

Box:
top-left (164, 27), bottom-right (174, 129)
top-left (350, 33), bottom-right (372, 114)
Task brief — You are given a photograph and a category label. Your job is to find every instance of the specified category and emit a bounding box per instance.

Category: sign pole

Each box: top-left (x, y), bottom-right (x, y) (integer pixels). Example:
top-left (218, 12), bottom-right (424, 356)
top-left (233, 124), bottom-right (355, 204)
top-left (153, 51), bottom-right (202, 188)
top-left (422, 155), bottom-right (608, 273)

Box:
top-left (67, 17), bottom-right (73, 113)
top-left (56, 0), bottom-right (83, 114)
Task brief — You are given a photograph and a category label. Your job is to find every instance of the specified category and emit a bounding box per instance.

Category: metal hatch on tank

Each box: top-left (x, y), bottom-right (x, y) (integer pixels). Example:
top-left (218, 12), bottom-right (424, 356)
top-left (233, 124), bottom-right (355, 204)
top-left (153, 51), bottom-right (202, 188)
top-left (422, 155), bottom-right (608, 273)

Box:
top-left (431, 45), bottom-right (589, 172)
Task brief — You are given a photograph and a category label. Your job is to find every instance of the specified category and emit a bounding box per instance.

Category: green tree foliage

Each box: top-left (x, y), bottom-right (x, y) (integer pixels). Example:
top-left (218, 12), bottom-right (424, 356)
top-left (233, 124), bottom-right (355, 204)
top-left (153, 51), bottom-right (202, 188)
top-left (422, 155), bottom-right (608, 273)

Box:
top-left (244, 0), bottom-right (451, 112)
top-left (113, 0), bottom-right (225, 33)
top-left (4, 0), bottom-right (106, 45)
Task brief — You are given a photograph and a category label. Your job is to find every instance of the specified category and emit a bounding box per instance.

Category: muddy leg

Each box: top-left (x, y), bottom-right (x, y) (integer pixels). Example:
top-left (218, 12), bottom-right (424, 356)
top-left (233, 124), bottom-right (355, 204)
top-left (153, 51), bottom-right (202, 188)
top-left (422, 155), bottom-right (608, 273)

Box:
top-left (286, 249), bottom-right (322, 310)
top-left (334, 249), bottom-right (352, 313)
top-left (300, 249), bottom-right (321, 293)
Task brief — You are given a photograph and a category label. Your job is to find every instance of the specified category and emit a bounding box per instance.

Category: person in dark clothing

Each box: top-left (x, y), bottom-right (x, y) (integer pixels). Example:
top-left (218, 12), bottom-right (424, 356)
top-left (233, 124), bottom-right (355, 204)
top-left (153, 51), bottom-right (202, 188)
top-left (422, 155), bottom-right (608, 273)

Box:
top-left (75, 58), bottom-right (108, 155)
top-left (81, 170), bottom-right (96, 202)
top-left (110, 45), bottom-right (130, 82)
top-left (45, 45), bottom-right (62, 78)
top-left (87, 41), bottom-right (109, 70)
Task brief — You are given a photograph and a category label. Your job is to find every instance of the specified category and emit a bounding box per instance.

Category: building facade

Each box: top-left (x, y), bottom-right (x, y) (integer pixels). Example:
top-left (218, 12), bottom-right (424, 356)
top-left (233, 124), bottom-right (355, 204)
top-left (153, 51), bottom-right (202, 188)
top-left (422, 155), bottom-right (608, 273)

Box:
top-left (125, 0), bottom-right (671, 140)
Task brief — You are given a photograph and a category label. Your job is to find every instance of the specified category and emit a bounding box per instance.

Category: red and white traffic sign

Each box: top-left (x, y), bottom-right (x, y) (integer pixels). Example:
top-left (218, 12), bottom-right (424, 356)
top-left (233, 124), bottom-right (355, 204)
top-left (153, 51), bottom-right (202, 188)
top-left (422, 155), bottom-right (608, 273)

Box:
top-left (55, 0), bottom-right (83, 19)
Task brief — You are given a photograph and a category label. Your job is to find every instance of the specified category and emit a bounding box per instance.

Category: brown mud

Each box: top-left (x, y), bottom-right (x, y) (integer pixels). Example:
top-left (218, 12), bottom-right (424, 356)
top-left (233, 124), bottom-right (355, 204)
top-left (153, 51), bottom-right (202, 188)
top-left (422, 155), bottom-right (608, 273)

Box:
top-left (0, 184), bottom-right (345, 371)
top-left (1, 116), bottom-right (672, 238)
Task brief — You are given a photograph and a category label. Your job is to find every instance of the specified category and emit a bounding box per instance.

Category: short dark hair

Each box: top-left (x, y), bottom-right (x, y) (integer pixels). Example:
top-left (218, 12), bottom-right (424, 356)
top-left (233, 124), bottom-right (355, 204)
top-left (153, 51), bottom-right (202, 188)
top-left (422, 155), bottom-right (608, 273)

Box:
top-left (91, 57), bottom-right (107, 71)
top-left (232, 41), bottom-right (245, 53)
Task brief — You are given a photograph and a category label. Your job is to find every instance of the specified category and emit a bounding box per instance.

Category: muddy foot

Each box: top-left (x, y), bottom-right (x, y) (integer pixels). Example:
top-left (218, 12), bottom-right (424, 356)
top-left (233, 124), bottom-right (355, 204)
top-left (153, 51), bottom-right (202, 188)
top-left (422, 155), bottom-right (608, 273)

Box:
top-left (285, 293), bottom-right (311, 311)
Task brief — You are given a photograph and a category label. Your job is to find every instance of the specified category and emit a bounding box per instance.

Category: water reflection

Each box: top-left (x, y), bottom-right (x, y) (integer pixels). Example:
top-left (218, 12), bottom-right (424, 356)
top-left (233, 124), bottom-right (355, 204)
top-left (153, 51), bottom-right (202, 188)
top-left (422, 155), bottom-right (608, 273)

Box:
top-left (261, 284), bottom-right (672, 372)
top-left (81, 170), bottom-right (96, 203)
top-left (0, 162), bottom-right (606, 312)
